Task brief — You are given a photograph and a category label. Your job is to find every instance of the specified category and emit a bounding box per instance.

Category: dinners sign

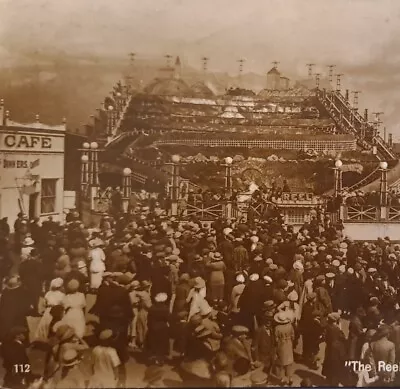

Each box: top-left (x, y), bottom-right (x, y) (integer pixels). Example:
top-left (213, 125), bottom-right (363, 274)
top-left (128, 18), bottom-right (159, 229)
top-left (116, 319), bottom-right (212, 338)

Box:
top-left (281, 192), bottom-right (313, 202)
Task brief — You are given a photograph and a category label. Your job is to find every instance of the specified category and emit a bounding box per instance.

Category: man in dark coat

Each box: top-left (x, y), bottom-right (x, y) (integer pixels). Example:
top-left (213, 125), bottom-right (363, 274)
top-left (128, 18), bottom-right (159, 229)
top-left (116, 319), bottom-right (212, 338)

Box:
top-left (18, 249), bottom-right (44, 315)
top-left (1, 326), bottom-right (31, 389)
top-left (322, 313), bottom-right (348, 386)
top-left (299, 292), bottom-right (323, 370)
top-left (347, 307), bottom-right (366, 360)
top-left (146, 293), bottom-right (170, 365)
top-left (0, 277), bottom-right (31, 342)
top-left (252, 313), bottom-right (275, 374)
top-left (90, 273), bottom-right (133, 368)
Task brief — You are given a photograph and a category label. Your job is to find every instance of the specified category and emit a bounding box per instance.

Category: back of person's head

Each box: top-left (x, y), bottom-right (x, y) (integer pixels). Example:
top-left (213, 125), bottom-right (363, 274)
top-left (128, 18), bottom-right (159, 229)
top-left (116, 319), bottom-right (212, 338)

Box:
top-left (301, 377), bottom-right (312, 387)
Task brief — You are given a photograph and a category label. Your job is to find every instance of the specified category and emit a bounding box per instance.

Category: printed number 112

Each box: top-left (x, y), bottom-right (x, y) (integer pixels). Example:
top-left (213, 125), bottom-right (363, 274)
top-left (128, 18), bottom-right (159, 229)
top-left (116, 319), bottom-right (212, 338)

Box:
top-left (13, 364), bottom-right (31, 373)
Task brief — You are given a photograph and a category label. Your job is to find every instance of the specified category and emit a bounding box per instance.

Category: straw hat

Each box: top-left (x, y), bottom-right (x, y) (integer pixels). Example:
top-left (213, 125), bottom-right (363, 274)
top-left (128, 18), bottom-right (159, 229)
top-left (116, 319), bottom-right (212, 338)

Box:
top-left (251, 371), bottom-right (268, 386)
top-left (154, 293), bottom-right (168, 303)
top-left (5, 276), bottom-right (21, 290)
top-left (232, 325), bottom-right (249, 334)
top-left (194, 277), bottom-right (206, 289)
top-left (50, 278), bottom-right (64, 290)
top-left (55, 325), bottom-right (76, 342)
top-left (274, 312), bottom-right (291, 324)
top-left (293, 261), bottom-right (304, 271)
top-left (236, 274), bottom-right (245, 283)
top-left (99, 329), bottom-right (114, 341)
top-left (287, 290), bottom-right (299, 302)
top-left (60, 349), bottom-right (80, 367)
top-left (66, 279), bottom-right (80, 293)
top-left (263, 275), bottom-right (273, 283)
top-left (23, 237), bottom-right (35, 246)
top-left (327, 312), bottom-right (341, 322)
top-left (249, 273), bottom-right (259, 281)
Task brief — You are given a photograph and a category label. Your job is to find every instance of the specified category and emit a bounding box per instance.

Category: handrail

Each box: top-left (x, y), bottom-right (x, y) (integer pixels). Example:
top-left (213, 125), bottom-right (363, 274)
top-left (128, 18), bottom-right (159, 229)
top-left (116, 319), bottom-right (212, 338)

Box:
top-left (346, 167), bottom-right (381, 192)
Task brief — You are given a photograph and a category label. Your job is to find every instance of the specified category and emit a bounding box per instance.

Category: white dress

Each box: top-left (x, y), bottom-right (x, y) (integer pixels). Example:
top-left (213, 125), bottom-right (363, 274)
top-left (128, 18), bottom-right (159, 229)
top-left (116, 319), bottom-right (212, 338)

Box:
top-left (34, 290), bottom-right (65, 342)
top-left (88, 346), bottom-right (121, 388)
top-left (62, 292), bottom-right (86, 339)
top-left (89, 248), bottom-right (106, 289)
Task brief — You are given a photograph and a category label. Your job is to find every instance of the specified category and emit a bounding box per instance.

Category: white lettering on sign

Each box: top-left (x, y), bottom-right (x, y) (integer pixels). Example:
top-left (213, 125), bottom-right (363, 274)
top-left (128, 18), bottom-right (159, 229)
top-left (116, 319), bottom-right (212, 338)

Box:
top-left (2, 134), bottom-right (52, 149)
top-left (281, 192), bottom-right (313, 202)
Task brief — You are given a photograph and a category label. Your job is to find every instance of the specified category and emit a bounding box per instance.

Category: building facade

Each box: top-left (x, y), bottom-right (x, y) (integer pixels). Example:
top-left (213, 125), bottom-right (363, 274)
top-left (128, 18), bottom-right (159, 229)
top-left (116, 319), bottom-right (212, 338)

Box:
top-left (0, 104), bottom-right (66, 228)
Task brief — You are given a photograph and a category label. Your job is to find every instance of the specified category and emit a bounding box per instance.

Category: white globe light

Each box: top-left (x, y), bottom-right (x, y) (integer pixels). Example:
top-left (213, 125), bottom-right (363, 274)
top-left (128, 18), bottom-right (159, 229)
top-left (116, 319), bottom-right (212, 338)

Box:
top-left (171, 154), bottom-right (181, 163)
top-left (225, 156), bottom-right (233, 165)
top-left (81, 155), bottom-right (89, 163)
top-left (123, 167), bottom-right (132, 176)
top-left (90, 142), bottom-right (98, 149)
top-left (116, 92), bottom-right (122, 97)
top-left (83, 142), bottom-right (90, 149)
top-left (335, 160), bottom-right (343, 168)
top-left (108, 105), bottom-right (114, 111)
top-left (380, 161), bottom-right (388, 170)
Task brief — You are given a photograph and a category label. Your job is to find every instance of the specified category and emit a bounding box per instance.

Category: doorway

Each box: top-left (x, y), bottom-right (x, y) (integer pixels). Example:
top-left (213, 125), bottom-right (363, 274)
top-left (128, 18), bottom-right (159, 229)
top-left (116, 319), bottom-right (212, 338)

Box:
top-left (28, 193), bottom-right (39, 220)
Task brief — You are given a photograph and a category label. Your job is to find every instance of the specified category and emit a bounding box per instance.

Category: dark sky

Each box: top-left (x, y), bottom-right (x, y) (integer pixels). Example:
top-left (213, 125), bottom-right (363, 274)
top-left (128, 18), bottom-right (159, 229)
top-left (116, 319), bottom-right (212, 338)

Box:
top-left (1, 0), bottom-right (400, 137)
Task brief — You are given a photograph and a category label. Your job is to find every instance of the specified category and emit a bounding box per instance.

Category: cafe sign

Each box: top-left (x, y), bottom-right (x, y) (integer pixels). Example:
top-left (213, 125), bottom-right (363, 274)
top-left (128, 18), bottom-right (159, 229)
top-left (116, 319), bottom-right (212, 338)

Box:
top-left (1, 134), bottom-right (52, 149)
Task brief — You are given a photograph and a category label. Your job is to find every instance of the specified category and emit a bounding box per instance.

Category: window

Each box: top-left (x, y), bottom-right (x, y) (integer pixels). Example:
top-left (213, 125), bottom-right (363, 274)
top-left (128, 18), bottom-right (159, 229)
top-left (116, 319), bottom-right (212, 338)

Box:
top-left (287, 208), bottom-right (307, 224)
top-left (41, 179), bottom-right (57, 214)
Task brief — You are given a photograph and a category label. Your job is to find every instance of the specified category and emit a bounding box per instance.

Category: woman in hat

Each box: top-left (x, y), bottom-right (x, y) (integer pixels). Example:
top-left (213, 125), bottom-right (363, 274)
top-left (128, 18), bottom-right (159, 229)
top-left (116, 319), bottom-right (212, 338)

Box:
top-left (89, 239), bottom-right (106, 292)
top-left (146, 293), bottom-right (170, 365)
top-left (274, 311), bottom-right (295, 385)
top-left (48, 348), bottom-right (86, 389)
top-left (187, 277), bottom-right (207, 322)
top-left (21, 235), bottom-right (35, 260)
top-left (230, 274), bottom-right (246, 317)
top-left (206, 252), bottom-right (226, 304)
top-left (34, 278), bottom-right (65, 343)
top-left (136, 281), bottom-right (153, 350)
top-left (88, 329), bottom-right (121, 388)
top-left (61, 279), bottom-right (86, 339)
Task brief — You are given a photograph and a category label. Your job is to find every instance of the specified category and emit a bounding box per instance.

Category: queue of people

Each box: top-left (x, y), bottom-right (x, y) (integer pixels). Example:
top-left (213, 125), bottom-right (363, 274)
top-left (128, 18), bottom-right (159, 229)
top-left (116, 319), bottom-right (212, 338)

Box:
top-left (0, 195), bottom-right (400, 388)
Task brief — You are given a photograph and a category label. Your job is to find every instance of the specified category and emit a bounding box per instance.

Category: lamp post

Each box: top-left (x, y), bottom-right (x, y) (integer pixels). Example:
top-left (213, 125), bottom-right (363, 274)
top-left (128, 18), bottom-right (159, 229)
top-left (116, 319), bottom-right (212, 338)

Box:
top-left (333, 159), bottom-right (343, 198)
top-left (224, 157), bottom-right (233, 197)
top-left (171, 154), bottom-right (181, 216)
top-left (107, 105), bottom-right (114, 138)
top-left (122, 167), bottom-right (132, 213)
top-left (379, 161), bottom-right (388, 207)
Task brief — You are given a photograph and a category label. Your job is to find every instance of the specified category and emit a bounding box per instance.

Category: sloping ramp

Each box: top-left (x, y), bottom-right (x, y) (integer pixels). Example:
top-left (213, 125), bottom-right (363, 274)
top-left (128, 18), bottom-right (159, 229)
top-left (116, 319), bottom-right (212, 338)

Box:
top-left (357, 160), bottom-right (400, 192)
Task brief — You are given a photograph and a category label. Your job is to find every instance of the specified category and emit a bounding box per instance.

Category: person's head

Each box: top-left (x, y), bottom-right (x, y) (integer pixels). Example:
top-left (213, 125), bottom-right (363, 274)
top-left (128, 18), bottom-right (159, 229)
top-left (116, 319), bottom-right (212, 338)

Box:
top-left (49, 305), bottom-right (64, 321)
top-left (301, 377), bottom-right (312, 387)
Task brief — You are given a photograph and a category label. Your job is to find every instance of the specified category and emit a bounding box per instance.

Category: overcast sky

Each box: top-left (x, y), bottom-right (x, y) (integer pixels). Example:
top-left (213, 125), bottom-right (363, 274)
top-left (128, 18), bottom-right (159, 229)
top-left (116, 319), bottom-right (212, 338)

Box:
top-left (1, 0), bottom-right (400, 134)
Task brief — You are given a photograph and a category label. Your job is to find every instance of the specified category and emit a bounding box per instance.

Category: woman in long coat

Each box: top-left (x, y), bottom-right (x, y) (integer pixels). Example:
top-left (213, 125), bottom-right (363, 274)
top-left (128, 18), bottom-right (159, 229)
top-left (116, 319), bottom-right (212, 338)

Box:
top-left (274, 311), bottom-right (295, 386)
top-left (146, 293), bottom-right (170, 365)
top-left (207, 253), bottom-right (226, 303)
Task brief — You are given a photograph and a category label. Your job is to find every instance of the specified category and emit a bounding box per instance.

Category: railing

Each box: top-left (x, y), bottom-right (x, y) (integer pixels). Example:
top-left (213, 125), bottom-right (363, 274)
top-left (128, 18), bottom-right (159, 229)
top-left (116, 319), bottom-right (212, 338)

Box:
top-left (182, 203), bottom-right (224, 220)
top-left (387, 206), bottom-right (400, 221)
top-left (344, 206), bottom-right (379, 221)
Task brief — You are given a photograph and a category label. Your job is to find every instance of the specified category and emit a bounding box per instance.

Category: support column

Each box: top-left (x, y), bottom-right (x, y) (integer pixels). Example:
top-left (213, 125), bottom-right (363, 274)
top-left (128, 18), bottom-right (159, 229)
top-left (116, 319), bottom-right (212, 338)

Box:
top-left (170, 155), bottom-right (181, 216)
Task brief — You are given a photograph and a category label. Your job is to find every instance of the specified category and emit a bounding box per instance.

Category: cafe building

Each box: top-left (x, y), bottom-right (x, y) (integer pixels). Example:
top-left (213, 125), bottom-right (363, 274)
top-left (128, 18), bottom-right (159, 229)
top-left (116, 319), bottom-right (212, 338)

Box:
top-left (0, 101), bottom-right (66, 229)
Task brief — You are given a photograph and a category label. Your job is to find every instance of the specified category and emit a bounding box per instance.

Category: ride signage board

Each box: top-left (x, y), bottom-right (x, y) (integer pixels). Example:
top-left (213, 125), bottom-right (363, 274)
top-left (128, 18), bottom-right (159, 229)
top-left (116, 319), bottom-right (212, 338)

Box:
top-left (281, 192), bottom-right (313, 202)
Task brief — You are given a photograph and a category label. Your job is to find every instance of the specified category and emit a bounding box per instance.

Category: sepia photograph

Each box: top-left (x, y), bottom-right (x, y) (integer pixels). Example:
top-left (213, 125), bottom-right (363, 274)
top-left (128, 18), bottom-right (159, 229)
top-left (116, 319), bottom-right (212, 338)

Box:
top-left (1, 0), bottom-right (400, 387)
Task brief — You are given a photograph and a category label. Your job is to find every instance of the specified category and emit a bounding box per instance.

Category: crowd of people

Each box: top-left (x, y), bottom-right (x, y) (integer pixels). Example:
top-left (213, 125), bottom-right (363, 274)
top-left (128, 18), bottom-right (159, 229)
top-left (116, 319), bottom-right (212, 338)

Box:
top-left (0, 194), bottom-right (400, 388)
